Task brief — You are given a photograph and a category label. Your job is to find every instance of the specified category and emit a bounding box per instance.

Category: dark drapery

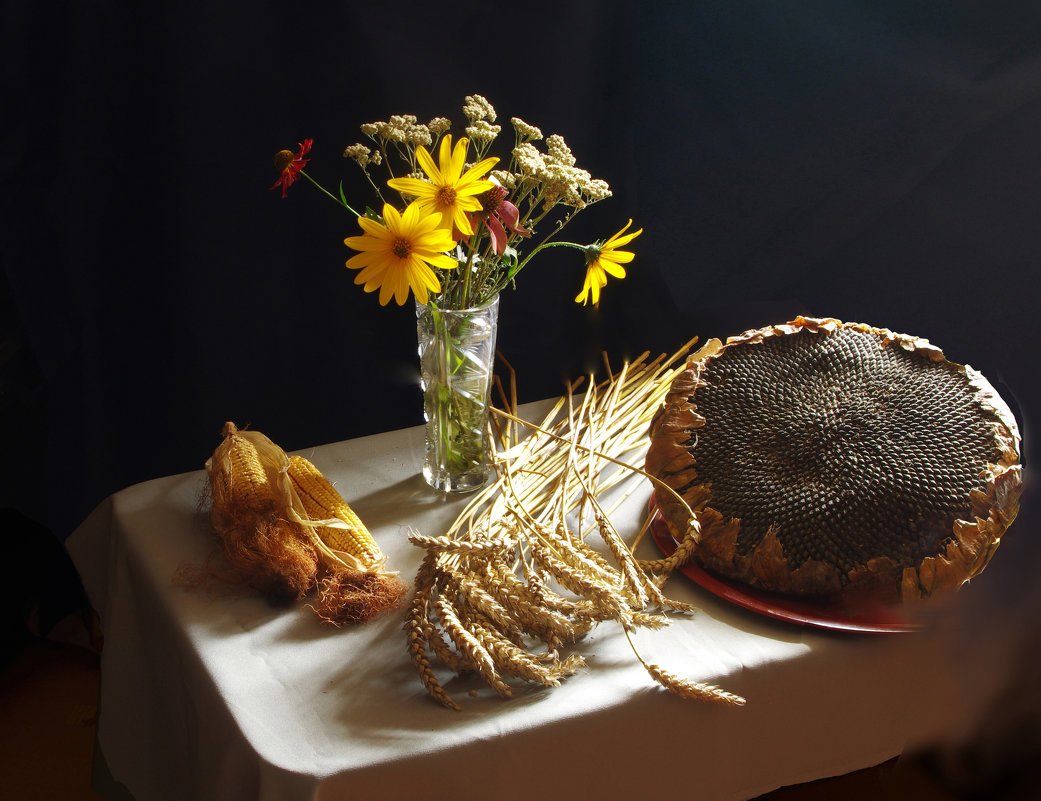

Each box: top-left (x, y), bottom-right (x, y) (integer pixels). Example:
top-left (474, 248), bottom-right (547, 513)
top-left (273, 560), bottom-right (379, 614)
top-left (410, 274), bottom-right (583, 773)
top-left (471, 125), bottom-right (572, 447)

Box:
top-left (3, 0), bottom-right (1037, 543)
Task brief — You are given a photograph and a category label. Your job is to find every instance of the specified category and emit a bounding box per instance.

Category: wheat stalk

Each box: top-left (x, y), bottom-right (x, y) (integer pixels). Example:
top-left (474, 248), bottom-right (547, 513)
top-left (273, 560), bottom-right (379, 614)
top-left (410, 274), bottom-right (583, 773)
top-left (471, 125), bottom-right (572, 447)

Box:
top-left (403, 336), bottom-right (746, 709)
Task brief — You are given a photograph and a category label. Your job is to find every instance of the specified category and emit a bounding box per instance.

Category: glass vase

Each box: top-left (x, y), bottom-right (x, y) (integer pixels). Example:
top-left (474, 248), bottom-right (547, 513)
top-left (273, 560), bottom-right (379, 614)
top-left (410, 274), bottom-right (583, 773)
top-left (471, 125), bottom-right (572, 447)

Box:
top-left (416, 295), bottom-right (500, 493)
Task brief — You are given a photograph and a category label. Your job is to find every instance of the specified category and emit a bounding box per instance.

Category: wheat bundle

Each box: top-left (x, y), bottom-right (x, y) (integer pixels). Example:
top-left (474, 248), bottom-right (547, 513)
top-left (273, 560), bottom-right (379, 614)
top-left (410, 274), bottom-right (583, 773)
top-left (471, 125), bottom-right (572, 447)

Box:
top-left (405, 343), bottom-right (746, 710)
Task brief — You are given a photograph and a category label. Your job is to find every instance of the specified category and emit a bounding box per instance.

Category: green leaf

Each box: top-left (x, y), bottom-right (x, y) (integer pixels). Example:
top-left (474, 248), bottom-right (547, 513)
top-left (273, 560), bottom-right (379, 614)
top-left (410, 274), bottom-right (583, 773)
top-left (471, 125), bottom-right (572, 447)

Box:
top-left (503, 248), bottom-right (522, 279)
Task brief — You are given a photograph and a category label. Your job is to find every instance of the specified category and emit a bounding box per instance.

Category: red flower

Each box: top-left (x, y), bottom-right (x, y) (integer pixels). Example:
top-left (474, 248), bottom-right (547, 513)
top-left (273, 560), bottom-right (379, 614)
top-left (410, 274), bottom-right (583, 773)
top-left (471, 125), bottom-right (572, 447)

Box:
top-left (470, 185), bottom-right (529, 254)
top-left (270, 139), bottom-right (313, 198)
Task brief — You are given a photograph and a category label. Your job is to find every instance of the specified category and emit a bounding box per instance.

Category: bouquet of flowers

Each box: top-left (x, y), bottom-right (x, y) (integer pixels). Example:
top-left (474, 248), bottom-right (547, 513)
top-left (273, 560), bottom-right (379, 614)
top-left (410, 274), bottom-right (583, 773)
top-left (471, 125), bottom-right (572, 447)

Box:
top-left (271, 94), bottom-right (641, 310)
top-left (271, 95), bottom-right (641, 492)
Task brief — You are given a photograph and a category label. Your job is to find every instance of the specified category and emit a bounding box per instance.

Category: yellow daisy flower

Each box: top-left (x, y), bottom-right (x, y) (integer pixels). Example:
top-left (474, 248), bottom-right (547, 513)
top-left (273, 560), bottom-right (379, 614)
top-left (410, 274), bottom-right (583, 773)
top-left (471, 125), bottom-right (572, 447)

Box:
top-left (344, 202), bottom-right (458, 306)
top-left (574, 220), bottom-right (643, 306)
top-left (387, 135), bottom-right (498, 237)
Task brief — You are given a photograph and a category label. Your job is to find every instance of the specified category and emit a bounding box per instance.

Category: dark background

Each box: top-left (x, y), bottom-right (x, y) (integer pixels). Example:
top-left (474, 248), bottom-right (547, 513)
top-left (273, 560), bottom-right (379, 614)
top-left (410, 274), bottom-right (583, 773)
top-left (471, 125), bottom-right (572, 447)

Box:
top-left (5, 0), bottom-right (1038, 543)
top-left (3, 0), bottom-right (1040, 788)
top-left (2, 5), bottom-right (1038, 560)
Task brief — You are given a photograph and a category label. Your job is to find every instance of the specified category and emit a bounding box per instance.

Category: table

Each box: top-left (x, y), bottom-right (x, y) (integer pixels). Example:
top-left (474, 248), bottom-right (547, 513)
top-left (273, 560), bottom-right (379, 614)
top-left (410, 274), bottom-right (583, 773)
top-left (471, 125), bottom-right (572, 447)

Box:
top-left (66, 403), bottom-right (1022, 801)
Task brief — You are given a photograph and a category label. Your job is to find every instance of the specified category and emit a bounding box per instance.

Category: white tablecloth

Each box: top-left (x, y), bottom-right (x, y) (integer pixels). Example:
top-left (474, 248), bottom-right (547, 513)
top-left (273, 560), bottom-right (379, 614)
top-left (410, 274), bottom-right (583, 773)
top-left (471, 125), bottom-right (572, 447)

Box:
top-left (66, 405), bottom-right (1024, 801)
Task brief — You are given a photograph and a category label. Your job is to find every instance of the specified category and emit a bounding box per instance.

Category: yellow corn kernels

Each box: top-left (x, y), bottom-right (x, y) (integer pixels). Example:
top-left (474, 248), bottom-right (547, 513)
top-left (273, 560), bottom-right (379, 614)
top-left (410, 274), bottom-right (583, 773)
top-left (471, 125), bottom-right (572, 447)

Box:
top-left (217, 425), bottom-right (276, 507)
top-left (287, 455), bottom-right (382, 568)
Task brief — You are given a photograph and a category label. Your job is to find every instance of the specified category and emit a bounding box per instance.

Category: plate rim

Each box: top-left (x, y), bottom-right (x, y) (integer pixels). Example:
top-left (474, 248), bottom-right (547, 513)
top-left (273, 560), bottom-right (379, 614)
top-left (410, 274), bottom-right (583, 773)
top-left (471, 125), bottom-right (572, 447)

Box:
top-left (649, 506), bottom-right (919, 634)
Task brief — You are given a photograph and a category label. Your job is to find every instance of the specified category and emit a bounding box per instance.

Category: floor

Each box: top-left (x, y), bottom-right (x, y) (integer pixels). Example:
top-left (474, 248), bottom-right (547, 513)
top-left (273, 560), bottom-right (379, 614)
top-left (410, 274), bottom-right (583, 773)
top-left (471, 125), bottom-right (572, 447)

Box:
top-left (1, 622), bottom-right (979, 801)
top-left (1, 632), bottom-right (104, 801)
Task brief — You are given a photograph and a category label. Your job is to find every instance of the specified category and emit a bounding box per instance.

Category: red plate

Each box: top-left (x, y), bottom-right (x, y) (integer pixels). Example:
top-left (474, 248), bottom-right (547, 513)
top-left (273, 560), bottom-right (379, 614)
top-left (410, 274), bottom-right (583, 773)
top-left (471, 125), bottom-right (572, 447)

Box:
top-left (649, 507), bottom-right (918, 633)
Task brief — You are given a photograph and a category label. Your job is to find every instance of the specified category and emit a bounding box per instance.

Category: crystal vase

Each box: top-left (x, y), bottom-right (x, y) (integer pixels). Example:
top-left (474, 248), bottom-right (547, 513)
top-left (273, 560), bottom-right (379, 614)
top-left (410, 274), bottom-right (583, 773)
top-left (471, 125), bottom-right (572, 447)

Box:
top-left (416, 295), bottom-right (500, 492)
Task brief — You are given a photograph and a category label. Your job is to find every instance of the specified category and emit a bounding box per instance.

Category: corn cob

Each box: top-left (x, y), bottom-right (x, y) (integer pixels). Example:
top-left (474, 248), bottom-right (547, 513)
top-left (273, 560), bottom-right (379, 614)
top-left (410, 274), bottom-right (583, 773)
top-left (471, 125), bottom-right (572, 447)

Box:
top-left (287, 455), bottom-right (383, 569)
top-left (206, 423), bottom-right (318, 602)
top-left (211, 422), bottom-right (277, 508)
